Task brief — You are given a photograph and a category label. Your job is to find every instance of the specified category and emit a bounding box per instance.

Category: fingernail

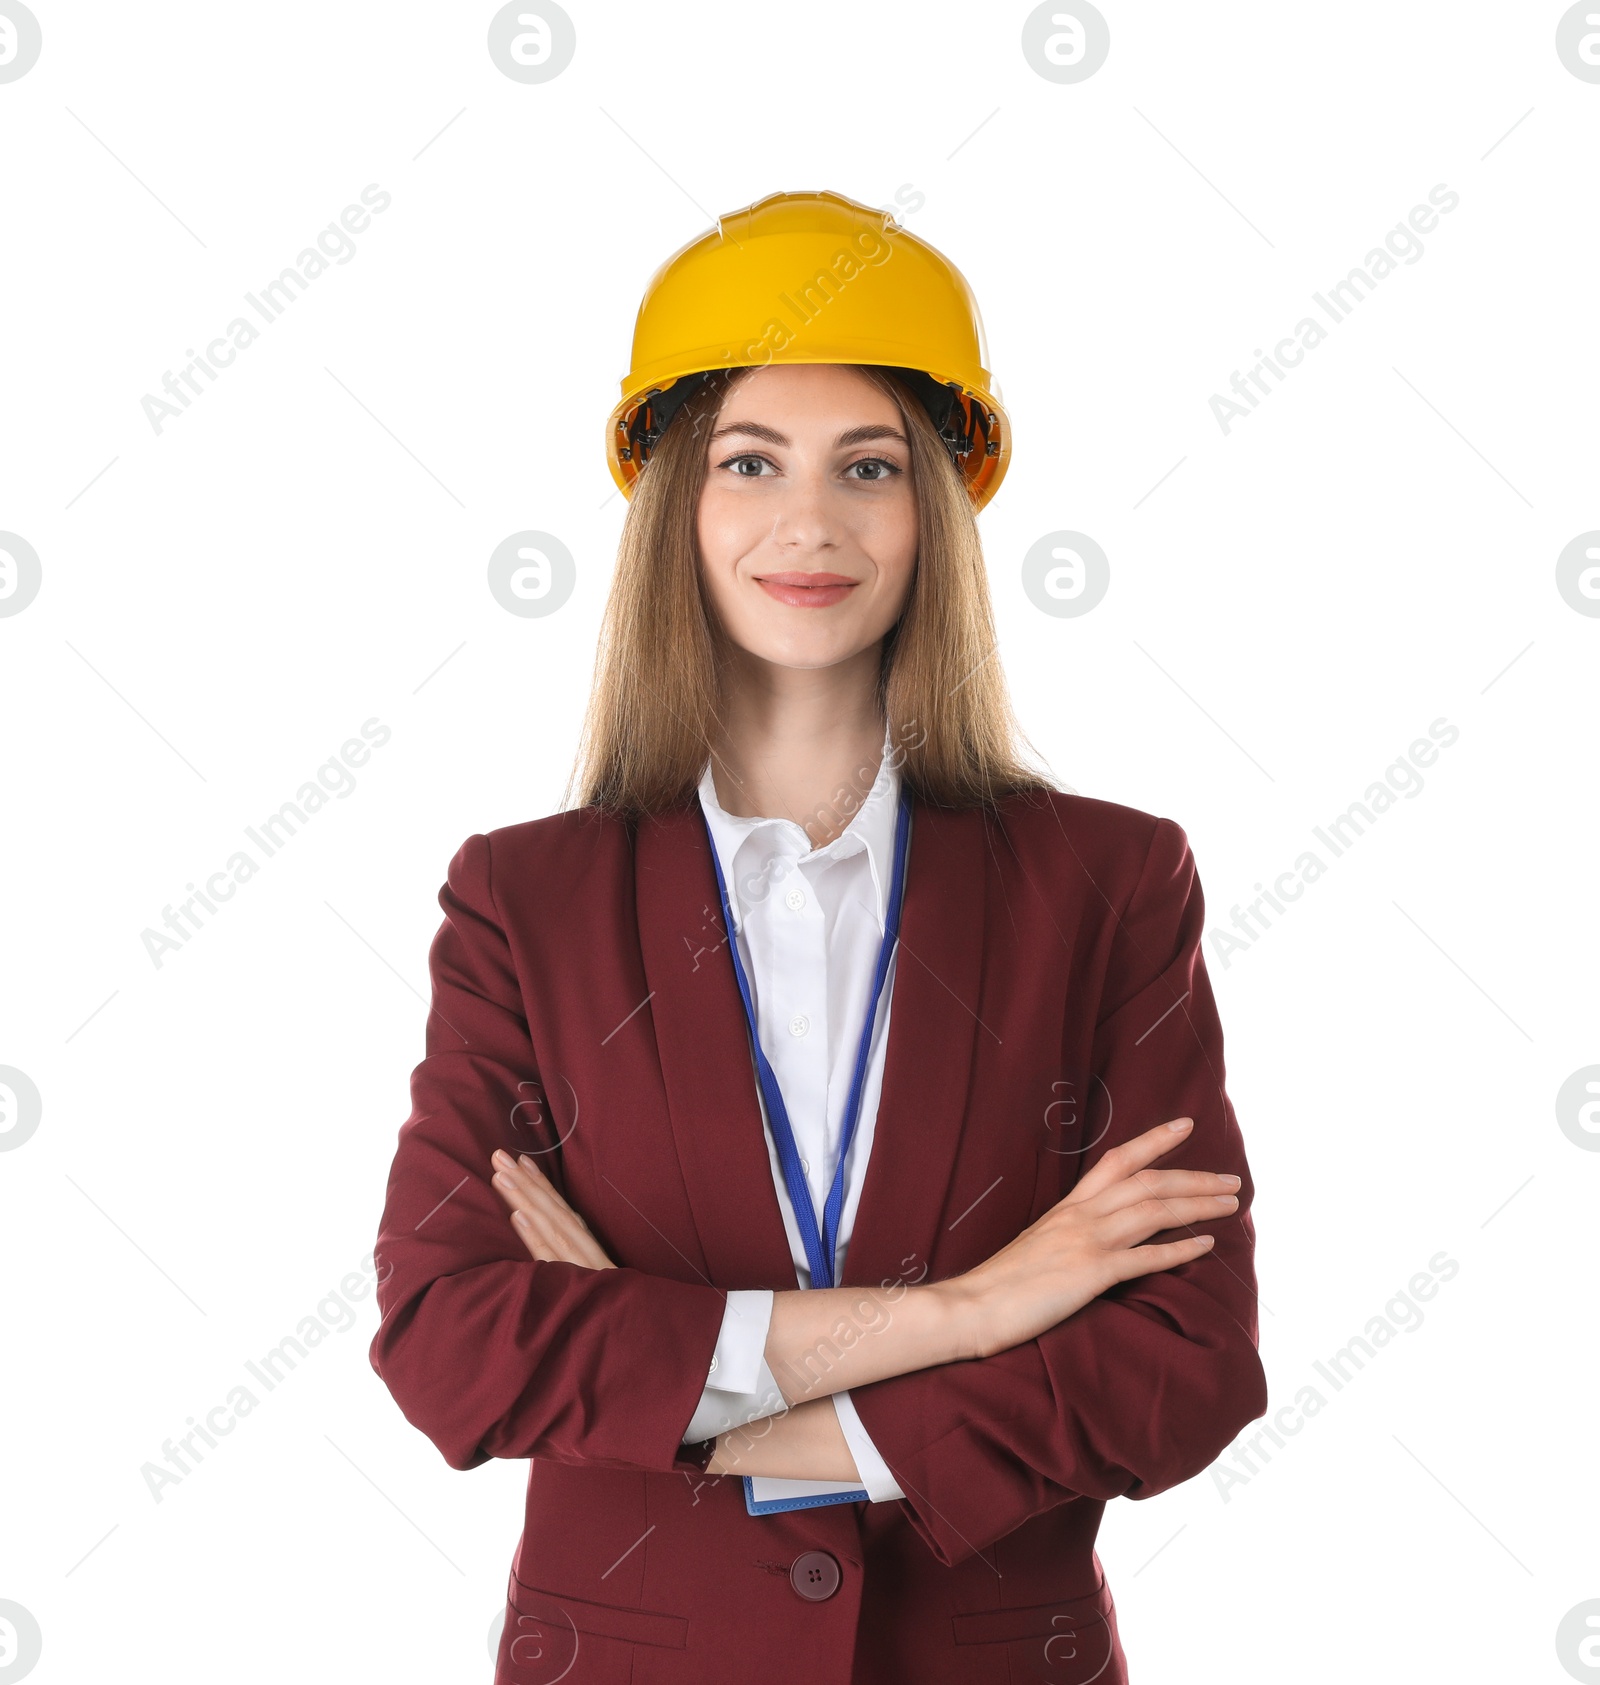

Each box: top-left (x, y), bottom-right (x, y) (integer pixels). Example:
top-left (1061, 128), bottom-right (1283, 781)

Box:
top-left (1221, 1174), bottom-right (1241, 1187)
top-left (1168, 1117), bottom-right (1193, 1131)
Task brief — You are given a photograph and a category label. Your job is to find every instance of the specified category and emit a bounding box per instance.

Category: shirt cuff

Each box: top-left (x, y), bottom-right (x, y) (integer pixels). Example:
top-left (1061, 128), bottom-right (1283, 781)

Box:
top-left (831, 1389), bottom-right (906, 1502)
top-left (680, 1290), bottom-right (779, 1444)
top-left (710, 1289), bottom-right (775, 1392)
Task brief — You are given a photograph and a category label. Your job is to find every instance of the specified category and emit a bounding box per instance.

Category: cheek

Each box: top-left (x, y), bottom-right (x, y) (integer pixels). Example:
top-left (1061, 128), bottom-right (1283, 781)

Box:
top-left (696, 488), bottom-right (758, 575)
top-left (694, 502), bottom-right (731, 611)
top-left (694, 497), bottom-right (722, 569)
top-left (695, 491), bottom-right (765, 629)
top-left (865, 492), bottom-right (919, 588)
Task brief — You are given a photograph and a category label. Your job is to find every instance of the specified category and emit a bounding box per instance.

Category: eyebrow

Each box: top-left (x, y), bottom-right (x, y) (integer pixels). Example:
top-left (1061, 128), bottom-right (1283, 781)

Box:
top-left (708, 421), bottom-right (909, 448)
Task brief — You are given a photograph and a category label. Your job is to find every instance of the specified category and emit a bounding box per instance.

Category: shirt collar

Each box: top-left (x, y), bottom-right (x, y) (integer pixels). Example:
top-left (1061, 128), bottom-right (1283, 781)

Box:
top-left (697, 723), bottom-right (902, 931)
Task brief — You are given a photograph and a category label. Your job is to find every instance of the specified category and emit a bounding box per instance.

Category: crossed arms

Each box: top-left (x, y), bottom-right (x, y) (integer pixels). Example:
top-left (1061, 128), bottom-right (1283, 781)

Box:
top-left (368, 820), bottom-right (1267, 1567)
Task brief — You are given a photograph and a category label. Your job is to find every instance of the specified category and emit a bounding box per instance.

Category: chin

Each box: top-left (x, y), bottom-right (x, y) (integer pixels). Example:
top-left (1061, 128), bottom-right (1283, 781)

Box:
top-left (757, 648), bottom-right (855, 673)
top-left (721, 613), bottom-right (841, 663)
top-left (742, 635), bottom-right (864, 673)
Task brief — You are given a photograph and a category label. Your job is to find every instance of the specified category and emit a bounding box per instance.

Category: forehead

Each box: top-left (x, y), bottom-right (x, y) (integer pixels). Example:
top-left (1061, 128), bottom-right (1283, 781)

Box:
top-left (712, 364), bottom-right (901, 428)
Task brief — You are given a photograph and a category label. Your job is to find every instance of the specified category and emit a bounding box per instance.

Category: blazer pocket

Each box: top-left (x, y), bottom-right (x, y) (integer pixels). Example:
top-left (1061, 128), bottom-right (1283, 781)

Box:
top-left (950, 1574), bottom-right (1114, 1646)
top-left (510, 1574), bottom-right (689, 1649)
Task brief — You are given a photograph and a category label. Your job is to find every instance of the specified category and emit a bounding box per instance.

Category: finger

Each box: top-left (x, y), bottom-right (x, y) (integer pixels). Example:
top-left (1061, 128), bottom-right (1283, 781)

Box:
top-left (509, 1153), bottom-right (592, 1230)
top-left (1065, 1117), bottom-right (1195, 1204)
top-left (492, 1148), bottom-right (561, 1197)
top-left (505, 1195), bottom-right (616, 1270)
top-left (1101, 1191), bottom-right (1239, 1249)
top-left (545, 1217), bottom-right (616, 1270)
top-left (508, 1203), bottom-right (583, 1261)
top-left (513, 1150), bottom-right (557, 1185)
top-left (1093, 1166), bottom-right (1241, 1215)
top-left (508, 1208), bottom-right (557, 1262)
top-left (490, 1152), bottom-right (571, 1221)
top-left (490, 1152), bottom-right (616, 1268)
top-left (490, 1166), bottom-right (550, 1223)
top-left (1108, 1233), bottom-right (1216, 1283)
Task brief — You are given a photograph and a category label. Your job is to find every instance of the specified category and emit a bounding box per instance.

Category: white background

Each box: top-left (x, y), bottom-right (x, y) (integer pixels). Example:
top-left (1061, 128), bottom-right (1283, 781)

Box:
top-left (2, 2), bottom-right (1596, 1680)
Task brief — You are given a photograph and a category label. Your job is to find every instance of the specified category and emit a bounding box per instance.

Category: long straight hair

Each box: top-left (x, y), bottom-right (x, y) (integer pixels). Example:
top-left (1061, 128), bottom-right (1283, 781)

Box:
top-left (566, 364), bottom-right (1056, 820)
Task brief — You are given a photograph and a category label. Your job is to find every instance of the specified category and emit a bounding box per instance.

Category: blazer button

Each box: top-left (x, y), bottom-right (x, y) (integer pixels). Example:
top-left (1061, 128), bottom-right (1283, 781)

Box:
top-left (789, 1549), bottom-right (841, 1603)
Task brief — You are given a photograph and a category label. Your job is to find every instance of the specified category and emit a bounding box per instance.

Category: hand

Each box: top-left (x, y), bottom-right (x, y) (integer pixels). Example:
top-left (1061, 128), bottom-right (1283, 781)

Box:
top-left (490, 1149), bottom-right (616, 1270)
top-left (938, 1116), bottom-right (1239, 1360)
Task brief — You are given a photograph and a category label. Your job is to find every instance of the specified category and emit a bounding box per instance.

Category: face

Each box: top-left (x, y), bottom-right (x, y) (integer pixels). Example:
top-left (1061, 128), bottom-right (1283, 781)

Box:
top-left (695, 363), bottom-right (918, 674)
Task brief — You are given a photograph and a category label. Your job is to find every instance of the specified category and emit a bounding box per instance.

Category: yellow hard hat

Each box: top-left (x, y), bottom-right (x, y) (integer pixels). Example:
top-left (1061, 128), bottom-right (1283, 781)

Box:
top-left (606, 189), bottom-right (1010, 511)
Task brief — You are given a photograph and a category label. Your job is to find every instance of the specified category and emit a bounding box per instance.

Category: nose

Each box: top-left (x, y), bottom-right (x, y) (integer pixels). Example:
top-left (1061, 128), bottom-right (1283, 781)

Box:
top-left (766, 466), bottom-right (842, 554)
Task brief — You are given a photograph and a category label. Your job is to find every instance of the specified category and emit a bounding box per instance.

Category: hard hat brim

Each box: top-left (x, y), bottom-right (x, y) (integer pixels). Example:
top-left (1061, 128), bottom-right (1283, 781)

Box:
top-left (606, 358), bottom-right (1010, 512)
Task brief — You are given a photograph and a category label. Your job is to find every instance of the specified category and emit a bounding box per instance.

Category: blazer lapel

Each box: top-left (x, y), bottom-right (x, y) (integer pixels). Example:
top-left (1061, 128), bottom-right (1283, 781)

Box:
top-left (634, 802), bottom-right (802, 1292)
top-left (633, 792), bottom-right (991, 1302)
top-left (841, 798), bottom-right (989, 1292)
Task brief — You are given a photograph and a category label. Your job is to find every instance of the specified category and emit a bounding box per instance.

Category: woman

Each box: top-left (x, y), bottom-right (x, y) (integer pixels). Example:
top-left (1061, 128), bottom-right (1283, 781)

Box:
top-left (369, 190), bottom-right (1265, 1685)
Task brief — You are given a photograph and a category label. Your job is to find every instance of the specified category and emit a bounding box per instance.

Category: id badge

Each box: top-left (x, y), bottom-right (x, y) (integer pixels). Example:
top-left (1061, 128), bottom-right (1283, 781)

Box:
top-left (744, 1475), bottom-right (868, 1515)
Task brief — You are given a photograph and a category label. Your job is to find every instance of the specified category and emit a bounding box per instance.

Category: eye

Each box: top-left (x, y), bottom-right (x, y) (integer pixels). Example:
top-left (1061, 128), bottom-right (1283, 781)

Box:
top-left (843, 456), bottom-right (902, 482)
top-left (719, 452), bottom-right (777, 477)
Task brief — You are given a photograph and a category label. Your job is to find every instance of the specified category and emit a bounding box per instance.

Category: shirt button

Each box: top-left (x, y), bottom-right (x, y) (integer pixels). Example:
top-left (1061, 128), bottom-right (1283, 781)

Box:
top-left (799, 1157), bottom-right (810, 1174)
top-left (788, 1014), bottom-right (809, 1037)
top-left (708, 1357), bottom-right (718, 1374)
top-left (785, 888), bottom-right (806, 910)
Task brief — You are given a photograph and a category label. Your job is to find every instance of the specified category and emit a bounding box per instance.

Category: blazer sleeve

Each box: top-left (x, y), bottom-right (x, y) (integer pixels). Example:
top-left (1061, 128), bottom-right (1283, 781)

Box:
top-left (368, 831), bottom-right (730, 1477)
top-left (847, 816), bottom-right (1268, 1566)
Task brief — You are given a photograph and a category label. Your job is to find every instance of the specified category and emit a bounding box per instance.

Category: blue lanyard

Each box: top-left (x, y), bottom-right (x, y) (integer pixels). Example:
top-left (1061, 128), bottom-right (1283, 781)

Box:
top-left (702, 788), bottom-right (912, 1291)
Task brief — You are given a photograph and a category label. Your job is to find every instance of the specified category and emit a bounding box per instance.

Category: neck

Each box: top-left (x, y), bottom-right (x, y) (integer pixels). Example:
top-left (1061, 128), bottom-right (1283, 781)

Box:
top-left (709, 643), bottom-right (887, 848)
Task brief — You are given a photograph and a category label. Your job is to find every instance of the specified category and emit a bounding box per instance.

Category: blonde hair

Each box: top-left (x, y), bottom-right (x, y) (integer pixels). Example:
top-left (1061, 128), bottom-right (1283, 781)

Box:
top-left (566, 364), bottom-right (1055, 819)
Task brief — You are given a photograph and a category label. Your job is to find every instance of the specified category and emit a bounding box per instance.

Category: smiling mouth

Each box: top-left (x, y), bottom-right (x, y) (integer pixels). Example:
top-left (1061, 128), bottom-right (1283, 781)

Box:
top-left (755, 571), bottom-right (859, 608)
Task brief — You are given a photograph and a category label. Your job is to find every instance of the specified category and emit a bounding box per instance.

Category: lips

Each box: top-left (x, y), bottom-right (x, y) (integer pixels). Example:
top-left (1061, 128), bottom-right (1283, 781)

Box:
top-left (755, 571), bottom-right (859, 608)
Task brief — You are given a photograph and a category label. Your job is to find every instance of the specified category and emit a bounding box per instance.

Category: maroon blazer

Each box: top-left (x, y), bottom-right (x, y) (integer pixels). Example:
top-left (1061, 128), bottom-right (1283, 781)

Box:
top-left (369, 786), bottom-right (1267, 1685)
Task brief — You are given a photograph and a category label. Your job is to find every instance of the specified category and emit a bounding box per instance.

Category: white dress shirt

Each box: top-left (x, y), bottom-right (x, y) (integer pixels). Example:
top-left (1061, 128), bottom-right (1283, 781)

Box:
top-left (680, 727), bottom-right (908, 1503)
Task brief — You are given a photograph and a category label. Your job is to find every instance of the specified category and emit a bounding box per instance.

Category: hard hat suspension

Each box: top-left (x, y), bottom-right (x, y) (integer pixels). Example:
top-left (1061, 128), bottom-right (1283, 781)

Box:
top-left (618, 365), bottom-right (1000, 474)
